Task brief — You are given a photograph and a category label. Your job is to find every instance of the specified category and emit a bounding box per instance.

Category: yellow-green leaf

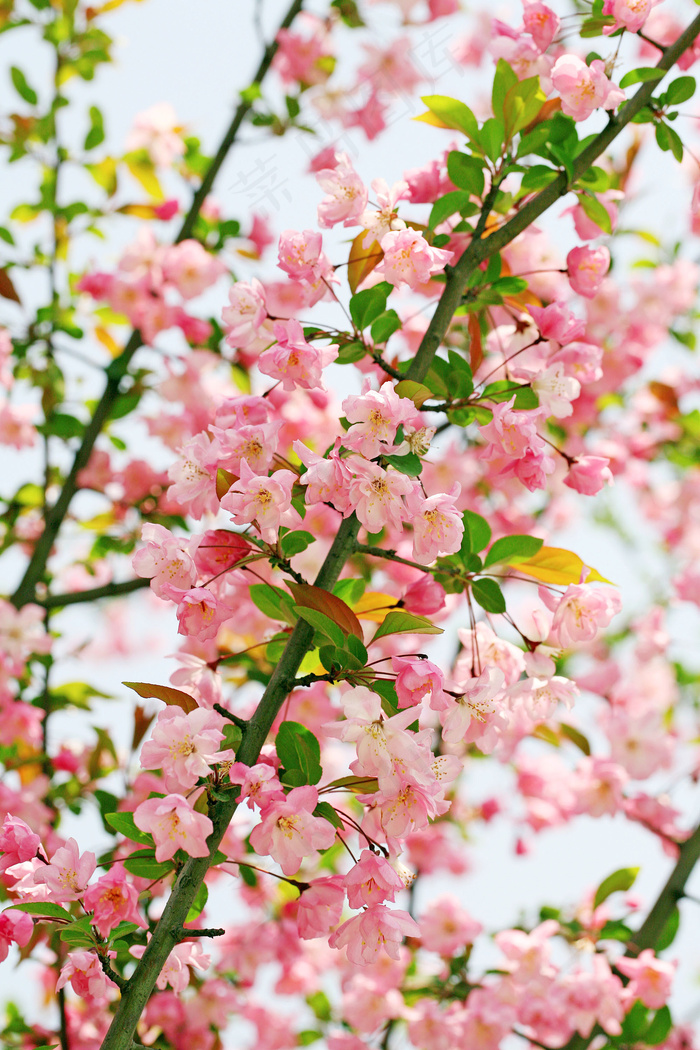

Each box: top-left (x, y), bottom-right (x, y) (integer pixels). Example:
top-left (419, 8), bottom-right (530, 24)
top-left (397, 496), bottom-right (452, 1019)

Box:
top-left (510, 546), bottom-right (612, 585)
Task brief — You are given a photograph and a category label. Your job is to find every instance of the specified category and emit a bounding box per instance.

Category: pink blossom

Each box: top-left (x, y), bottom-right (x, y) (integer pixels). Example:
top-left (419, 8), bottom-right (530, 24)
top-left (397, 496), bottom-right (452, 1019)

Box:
top-left (567, 245), bottom-right (610, 299)
top-left (329, 904), bottom-right (420, 964)
top-left (274, 18), bottom-right (334, 87)
top-left (358, 37), bottom-right (423, 94)
top-left (574, 757), bottom-right (627, 817)
top-left (140, 706), bottom-right (233, 791)
top-left (126, 102), bottom-right (185, 166)
top-left (296, 876), bottom-right (345, 939)
top-left (210, 420), bottom-right (281, 477)
top-left (277, 229), bottom-right (323, 280)
top-left (176, 587), bottom-right (233, 641)
top-left (0, 600), bottom-right (52, 673)
top-left (561, 955), bottom-right (625, 1037)
top-left (616, 949), bottom-right (676, 1009)
top-left (221, 279), bottom-right (271, 351)
top-left (377, 228), bottom-right (453, 291)
top-left (566, 191), bottom-right (621, 239)
top-left (133, 794), bottom-right (213, 862)
top-left (32, 838), bottom-right (96, 902)
top-left (602, 0), bottom-right (651, 33)
top-left (347, 457), bottom-right (417, 532)
top-left (358, 178), bottom-right (409, 246)
top-left (343, 382), bottom-right (420, 459)
top-left (564, 456), bottom-right (613, 495)
top-left (132, 939), bottom-right (210, 992)
top-left (532, 364), bottom-right (581, 418)
top-left (551, 56), bottom-right (625, 121)
top-left (419, 894), bottom-right (482, 955)
top-left (528, 302), bottom-right (585, 344)
top-left (220, 459), bottom-right (301, 541)
top-left (406, 485), bottom-right (464, 563)
top-left (57, 950), bottom-right (118, 1001)
top-left (259, 319), bottom-right (338, 391)
top-left (167, 431), bottom-right (219, 520)
top-left (316, 153), bottom-right (368, 228)
top-left (392, 656), bottom-right (445, 709)
top-left (293, 438), bottom-right (354, 514)
top-left (540, 584), bottom-right (622, 646)
top-left (0, 909), bottom-right (33, 961)
top-left (249, 786), bottom-right (336, 876)
top-left (83, 869), bottom-right (146, 938)
top-left (439, 667), bottom-right (506, 745)
top-left (162, 240), bottom-right (226, 299)
top-left (0, 815), bottom-right (43, 875)
top-left (344, 851), bottom-right (404, 908)
top-left (228, 761), bottom-right (285, 809)
top-left (480, 396), bottom-right (544, 460)
top-left (133, 523), bottom-right (198, 599)
top-left (523, 0), bottom-right (560, 51)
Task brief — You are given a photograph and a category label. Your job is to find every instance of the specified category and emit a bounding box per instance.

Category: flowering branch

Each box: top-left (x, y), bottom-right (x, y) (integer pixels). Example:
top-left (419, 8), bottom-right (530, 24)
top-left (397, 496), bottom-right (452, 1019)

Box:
top-left (9, 0), bottom-right (306, 612)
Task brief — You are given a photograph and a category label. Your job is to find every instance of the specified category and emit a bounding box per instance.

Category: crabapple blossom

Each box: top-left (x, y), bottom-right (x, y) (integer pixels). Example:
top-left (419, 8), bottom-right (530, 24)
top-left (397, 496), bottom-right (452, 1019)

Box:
top-left (228, 761), bottom-right (285, 809)
top-left (0, 815), bottom-right (44, 875)
top-left (175, 587), bottom-right (233, 641)
top-left (357, 178), bottom-right (410, 245)
top-left (392, 656), bottom-right (445, 709)
top-left (564, 455), bottom-right (614, 495)
top-left (347, 458), bottom-right (417, 532)
top-left (249, 786), bottom-right (336, 875)
top-left (522, 0), bottom-right (560, 51)
top-left (258, 319), bottom-right (338, 391)
top-left (133, 794), bottom-right (213, 862)
top-left (567, 245), bottom-right (611, 299)
top-left (140, 706), bottom-right (234, 791)
top-left (57, 950), bottom-right (118, 1001)
top-left (603, 0), bottom-right (652, 33)
top-left (532, 363), bottom-right (581, 418)
top-left (131, 940), bottom-right (210, 992)
top-left (316, 153), bottom-right (368, 227)
top-left (293, 439), bottom-right (354, 513)
top-left (551, 56), bottom-right (625, 120)
top-left (377, 228), bottom-right (453, 290)
top-left (342, 382), bottom-right (420, 459)
top-left (31, 838), bottom-right (96, 902)
top-left (126, 102), bottom-right (185, 166)
top-left (83, 869), bottom-right (146, 938)
top-left (296, 877), bottom-right (345, 939)
top-left (540, 584), bottom-right (622, 646)
top-left (405, 485), bottom-right (464, 563)
top-left (277, 229), bottom-right (323, 280)
top-left (329, 904), bottom-right (420, 965)
top-left (419, 894), bottom-right (483, 955)
top-left (0, 909), bottom-right (33, 962)
top-left (222, 279), bottom-right (272, 351)
top-left (132, 523), bottom-right (198, 599)
top-left (220, 459), bottom-right (301, 540)
top-left (344, 851), bottom-right (404, 908)
top-left (616, 949), bottom-right (676, 1009)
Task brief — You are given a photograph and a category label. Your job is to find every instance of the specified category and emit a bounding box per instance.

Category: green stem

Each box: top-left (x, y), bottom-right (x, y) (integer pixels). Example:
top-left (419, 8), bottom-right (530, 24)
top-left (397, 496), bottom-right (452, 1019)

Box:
top-left (10, 0), bottom-right (305, 611)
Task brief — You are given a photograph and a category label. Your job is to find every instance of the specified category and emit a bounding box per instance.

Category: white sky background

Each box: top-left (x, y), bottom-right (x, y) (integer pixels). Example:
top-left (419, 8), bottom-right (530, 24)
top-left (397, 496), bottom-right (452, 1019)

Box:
top-left (1, 0), bottom-right (700, 1035)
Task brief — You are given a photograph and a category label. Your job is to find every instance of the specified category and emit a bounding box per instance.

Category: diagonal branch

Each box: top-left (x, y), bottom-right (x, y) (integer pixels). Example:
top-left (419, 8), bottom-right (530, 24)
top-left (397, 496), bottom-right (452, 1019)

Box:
top-left (10, 0), bottom-right (305, 611)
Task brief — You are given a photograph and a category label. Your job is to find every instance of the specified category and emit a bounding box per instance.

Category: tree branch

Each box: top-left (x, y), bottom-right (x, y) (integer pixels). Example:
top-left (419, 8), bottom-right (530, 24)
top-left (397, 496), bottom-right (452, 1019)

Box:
top-left (10, 0), bottom-right (305, 612)
top-left (37, 576), bottom-right (150, 609)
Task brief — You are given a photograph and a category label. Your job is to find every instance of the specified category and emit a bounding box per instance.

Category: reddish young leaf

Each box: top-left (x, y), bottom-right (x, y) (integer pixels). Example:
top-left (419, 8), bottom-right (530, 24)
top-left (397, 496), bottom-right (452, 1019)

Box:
top-left (123, 682), bottom-right (198, 714)
top-left (288, 582), bottom-right (364, 639)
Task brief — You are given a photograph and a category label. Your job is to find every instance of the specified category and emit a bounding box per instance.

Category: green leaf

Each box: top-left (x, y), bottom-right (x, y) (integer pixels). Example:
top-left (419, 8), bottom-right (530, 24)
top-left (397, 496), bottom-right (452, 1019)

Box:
top-left (492, 58), bottom-right (519, 121)
top-left (11, 66), bottom-right (38, 104)
top-left (593, 866), bottom-right (639, 910)
top-left (346, 633), bottom-right (368, 664)
top-left (484, 535), bottom-right (543, 567)
top-left (38, 412), bottom-right (85, 440)
top-left (479, 117), bottom-right (505, 162)
top-left (622, 1000), bottom-right (649, 1041)
top-left (559, 723), bottom-right (591, 755)
top-left (307, 989), bottom-right (333, 1022)
top-left (619, 66), bottom-right (665, 89)
top-left (664, 123), bottom-right (684, 162)
top-left (84, 105), bottom-right (105, 151)
top-left (645, 1006), bottom-right (672, 1046)
top-left (461, 510), bottom-right (492, 555)
top-left (371, 309), bottom-right (401, 344)
top-left (521, 165), bottom-right (559, 194)
top-left (490, 276), bottom-right (528, 296)
top-left (336, 340), bottom-right (367, 364)
top-left (280, 530), bottom-right (315, 558)
top-left (248, 582), bottom-right (296, 625)
top-left (276, 721), bottom-right (322, 785)
top-left (471, 578), bottom-right (506, 614)
top-left (664, 75), bottom-right (696, 105)
top-left (446, 152), bottom-right (485, 197)
top-left (504, 76), bottom-right (546, 137)
top-left (186, 882), bottom-right (208, 923)
top-left (349, 284), bottom-right (391, 330)
top-left (382, 452), bottom-right (423, 476)
top-left (6, 902), bottom-right (72, 922)
top-left (333, 578), bottom-right (365, 606)
top-left (429, 190), bottom-right (473, 229)
top-left (598, 919), bottom-right (633, 942)
top-left (655, 904), bottom-right (680, 951)
top-left (122, 849), bottom-right (173, 880)
top-left (105, 812), bottom-right (154, 846)
top-left (371, 610), bottom-right (443, 642)
top-left (578, 192), bottom-right (612, 235)
top-left (418, 95), bottom-right (479, 141)
top-left (294, 606), bottom-right (346, 648)
top-left (313, 800), bottom-right (343, 829)
top-left (59, 916), bottom-right (98, 948)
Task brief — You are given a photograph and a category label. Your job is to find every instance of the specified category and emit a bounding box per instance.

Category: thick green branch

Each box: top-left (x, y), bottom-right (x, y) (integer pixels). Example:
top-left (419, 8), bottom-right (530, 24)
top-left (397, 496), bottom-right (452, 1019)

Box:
top-left (38, 576), bottom-right (150, 609)
top-left (10, 0), bottom-right (304, 611)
